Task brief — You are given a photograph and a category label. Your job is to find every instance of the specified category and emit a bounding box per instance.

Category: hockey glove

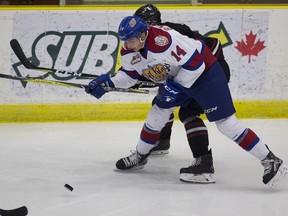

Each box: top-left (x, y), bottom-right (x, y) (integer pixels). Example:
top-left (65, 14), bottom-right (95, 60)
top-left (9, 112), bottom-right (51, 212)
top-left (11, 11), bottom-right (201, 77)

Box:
top-left (157, 77), bottom-right (183, 103)
top-left (85, 74), bottom-right (115, 99)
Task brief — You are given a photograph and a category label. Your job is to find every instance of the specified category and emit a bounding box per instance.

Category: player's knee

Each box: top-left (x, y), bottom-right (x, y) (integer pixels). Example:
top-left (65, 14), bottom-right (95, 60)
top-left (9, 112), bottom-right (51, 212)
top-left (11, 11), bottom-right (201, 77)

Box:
top-left (215, 114), bottom-right (246, 140)
top-left (179, 108), bottom-right (196, 123)
top-left (179, 111), bottom-right (199, 124)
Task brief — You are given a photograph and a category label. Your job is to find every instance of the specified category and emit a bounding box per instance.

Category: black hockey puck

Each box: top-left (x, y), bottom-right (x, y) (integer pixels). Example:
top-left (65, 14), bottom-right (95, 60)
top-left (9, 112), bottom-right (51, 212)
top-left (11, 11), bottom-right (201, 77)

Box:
top-left (64, 184), bottom-right (73, 191)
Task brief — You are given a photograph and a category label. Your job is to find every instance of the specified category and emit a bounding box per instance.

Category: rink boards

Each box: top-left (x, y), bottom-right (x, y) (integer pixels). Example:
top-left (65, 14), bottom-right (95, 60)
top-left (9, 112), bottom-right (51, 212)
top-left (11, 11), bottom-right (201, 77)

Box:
top-left (0, 5), bottom-right (288, 122)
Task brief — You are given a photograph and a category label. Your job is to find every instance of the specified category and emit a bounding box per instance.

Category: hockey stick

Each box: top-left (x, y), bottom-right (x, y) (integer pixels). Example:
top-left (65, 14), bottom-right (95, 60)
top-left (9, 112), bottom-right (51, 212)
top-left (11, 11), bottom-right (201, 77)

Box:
top-left (0, 206), bottom-right (28, 216)
top-left (10, 39), bottom-right (94, 78)
top-left (0, 73), bottom-right (151, 94)
top-left (10, 39), bottom-right (159, 89)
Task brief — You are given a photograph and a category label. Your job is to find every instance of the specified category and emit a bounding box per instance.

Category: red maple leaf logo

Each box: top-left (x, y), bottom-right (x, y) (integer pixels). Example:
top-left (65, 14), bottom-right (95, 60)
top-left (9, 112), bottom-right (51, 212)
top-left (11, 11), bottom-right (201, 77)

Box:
top-left (235, 31), bottom-right (266, 63)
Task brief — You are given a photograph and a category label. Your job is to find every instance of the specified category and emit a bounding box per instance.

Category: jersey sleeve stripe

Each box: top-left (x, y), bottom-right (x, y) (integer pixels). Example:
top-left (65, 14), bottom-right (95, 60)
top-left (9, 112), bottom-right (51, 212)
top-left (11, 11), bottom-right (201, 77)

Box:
top-left (119, 67), bottom-right (140, 80)
top-left (182, 51), bottom-right (204, 71)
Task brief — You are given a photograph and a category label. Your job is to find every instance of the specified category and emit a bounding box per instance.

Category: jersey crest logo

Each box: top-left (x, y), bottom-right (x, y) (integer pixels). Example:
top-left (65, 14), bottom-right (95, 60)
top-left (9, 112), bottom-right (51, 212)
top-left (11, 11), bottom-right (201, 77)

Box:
top-left (154, 35), bottom-right (169, 47)
top-left (142, 63), bottom-right (170, 82)
top-left (131, 53), bottom-right (142, 65)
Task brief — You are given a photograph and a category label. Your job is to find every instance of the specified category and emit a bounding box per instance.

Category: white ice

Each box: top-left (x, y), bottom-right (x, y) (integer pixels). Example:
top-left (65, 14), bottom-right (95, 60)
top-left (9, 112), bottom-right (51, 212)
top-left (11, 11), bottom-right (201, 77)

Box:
top-left (0, 119), bottom-right (287, 216)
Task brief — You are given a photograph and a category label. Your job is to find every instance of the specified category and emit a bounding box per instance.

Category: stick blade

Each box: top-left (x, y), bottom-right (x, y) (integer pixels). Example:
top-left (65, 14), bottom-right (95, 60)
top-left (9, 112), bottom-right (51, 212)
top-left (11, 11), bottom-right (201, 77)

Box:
top-left (10, 39), bottom-right (33, 69)
top-left (0, 206), bottom-right (28, 216)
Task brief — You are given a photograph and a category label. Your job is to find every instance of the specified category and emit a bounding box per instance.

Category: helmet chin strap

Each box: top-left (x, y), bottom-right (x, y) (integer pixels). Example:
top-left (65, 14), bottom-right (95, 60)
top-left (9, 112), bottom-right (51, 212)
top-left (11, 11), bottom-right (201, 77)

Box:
top-left (139, 32), bottom-right (148, 47)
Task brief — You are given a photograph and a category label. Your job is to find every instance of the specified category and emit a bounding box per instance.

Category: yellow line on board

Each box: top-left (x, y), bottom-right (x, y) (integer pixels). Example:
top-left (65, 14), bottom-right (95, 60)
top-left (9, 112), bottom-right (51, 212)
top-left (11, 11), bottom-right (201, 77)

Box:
top-left (0, 100), bottom-right (287, 123)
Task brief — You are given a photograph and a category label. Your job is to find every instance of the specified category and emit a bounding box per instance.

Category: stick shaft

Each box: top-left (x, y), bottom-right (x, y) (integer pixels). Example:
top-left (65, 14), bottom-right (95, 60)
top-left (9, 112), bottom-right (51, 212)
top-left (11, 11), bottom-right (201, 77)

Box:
top-left (10, 39), bottom-right (159, 89)
top-left (0, 73), bottom-right (150, 94)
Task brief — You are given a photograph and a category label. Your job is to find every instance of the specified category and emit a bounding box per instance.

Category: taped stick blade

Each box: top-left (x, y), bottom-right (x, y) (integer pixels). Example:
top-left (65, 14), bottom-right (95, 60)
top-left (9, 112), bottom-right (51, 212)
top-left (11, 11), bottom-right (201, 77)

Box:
top-left (0, 206), bottom-right (28, 216)
top-left (10, 39), bottom-right (57, 73)
top-left (10, 39), bottom-right (33, 69)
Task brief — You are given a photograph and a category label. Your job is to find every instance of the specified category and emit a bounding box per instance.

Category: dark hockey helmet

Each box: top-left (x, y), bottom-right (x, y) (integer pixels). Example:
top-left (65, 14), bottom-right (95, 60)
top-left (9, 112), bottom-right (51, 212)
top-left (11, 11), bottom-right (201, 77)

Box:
top-left (134, 4), bottom-right (161, 25)
top-left (118, 16), bottom-right (147, 41)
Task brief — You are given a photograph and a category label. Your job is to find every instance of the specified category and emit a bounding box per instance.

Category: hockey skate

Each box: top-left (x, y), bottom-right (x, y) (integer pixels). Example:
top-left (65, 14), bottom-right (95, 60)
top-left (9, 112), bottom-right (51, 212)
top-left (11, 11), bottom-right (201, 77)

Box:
top-left (261, 151), bottom-right (288, 188)
top-left (150, 137), bottom-right (170, 155)
top-left (179, 149), bottom-right (216, 183)
top-left (115, 150), bottom-right (148, 170)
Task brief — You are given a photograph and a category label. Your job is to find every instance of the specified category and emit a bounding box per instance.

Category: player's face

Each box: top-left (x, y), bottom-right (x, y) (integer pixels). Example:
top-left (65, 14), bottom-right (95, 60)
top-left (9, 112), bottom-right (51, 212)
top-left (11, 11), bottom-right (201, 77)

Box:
top-left (123, 37), bottom-right (143, 51)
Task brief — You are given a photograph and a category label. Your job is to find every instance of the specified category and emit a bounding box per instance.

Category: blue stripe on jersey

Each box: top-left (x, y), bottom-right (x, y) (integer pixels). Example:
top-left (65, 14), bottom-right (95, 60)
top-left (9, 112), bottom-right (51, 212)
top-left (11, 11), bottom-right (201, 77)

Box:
top-left (182, 51), bottom-right (204, 71)
top-left (200, 40), bottom-right (205, 55)
top-left (120, 68), bottom-right (140, 80)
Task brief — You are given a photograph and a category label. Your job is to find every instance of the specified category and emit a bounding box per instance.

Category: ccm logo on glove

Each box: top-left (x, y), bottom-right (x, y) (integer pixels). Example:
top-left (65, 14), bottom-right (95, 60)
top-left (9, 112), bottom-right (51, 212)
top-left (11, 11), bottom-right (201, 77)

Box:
top-left (157, 77), bottom-right (183, 102)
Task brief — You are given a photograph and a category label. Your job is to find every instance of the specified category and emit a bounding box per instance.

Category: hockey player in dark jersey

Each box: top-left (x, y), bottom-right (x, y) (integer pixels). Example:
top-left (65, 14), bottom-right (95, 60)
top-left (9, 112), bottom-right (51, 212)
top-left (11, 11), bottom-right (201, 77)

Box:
top-left (85, 15), bottom-right (287, 188)
top-left (132, 4), bottom-right (231, 183)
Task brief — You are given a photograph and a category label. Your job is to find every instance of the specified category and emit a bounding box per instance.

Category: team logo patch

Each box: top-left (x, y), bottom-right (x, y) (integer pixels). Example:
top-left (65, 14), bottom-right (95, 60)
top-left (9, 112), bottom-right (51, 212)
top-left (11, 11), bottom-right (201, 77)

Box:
top-left (142, 63), bottom-right (171, 82)
top-left (131, 54), bottom-right (142, 65)
top-left (154, 35), bottom-right (169, 47)
top-left (129, 18), bottom-right (137, 27)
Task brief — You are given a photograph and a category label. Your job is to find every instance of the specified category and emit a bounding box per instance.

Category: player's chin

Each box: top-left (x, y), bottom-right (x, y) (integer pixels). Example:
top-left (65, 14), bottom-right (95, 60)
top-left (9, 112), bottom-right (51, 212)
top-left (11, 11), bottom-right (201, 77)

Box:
top-left (132, 47), bottom-right (141, 52)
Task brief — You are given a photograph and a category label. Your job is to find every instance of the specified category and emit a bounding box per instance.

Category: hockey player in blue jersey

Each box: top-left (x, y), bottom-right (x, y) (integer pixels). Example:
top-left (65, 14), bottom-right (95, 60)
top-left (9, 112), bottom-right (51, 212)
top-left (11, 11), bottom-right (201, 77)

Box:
top-left (131, 4), bottom-right (231, 183)
top-left (85, 15), bottom-right (288, 188)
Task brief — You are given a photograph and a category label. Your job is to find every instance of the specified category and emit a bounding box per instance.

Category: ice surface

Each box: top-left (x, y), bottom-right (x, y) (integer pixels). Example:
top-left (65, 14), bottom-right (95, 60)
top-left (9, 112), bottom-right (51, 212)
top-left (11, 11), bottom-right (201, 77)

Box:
top-left (0, 119), bottom-right (287, 216)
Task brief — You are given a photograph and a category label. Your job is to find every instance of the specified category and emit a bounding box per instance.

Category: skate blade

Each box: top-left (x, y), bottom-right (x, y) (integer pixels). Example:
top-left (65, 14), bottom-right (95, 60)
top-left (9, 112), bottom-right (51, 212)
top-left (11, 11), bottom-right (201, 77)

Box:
top-left (114, 165), bottom-right (146, 172)
top-left (267, 163), bottom-right (288, 188)
top-left (150, 150), bottom-right (169, 155)
top-left (180, 173), bottom-right (216, 184)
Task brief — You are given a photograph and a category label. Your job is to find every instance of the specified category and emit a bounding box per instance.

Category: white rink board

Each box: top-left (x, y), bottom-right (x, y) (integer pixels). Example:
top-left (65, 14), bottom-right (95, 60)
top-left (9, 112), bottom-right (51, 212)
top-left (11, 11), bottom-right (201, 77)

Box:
top-left (0, 8), bottom-right (288, 104)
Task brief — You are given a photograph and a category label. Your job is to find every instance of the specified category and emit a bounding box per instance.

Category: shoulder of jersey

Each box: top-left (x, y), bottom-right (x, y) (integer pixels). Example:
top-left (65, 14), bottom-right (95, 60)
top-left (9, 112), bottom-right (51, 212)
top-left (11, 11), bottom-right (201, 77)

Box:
top-left (146, 26), bottom-right (172, 53)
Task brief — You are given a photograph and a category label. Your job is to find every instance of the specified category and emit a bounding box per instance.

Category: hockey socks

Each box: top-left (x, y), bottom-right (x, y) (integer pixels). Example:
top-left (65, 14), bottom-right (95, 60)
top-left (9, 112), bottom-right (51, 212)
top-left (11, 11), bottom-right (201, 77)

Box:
top-left (137, 123), bottom-right (161, 155)
top-left (235, 128), bottom-right (269, 160)
top-left (184, 117), bottom-right (209, 158)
